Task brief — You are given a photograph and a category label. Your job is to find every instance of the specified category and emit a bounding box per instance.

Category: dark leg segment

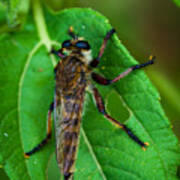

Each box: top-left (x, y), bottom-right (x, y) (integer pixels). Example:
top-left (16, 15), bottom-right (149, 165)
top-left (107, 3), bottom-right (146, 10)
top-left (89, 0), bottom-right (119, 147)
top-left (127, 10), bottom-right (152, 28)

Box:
top-left (64, 173), bottom-right (73, 180)
top-left (90, 28), bottom-right (115, 67)
top-left (93, 87), bottom-right (149, 150)
top-left (24, 102), bottom-right (54, 158)
top-left (51, 48), bottom-right (66, 59)
top-left (131, 55), bottom-right (155, 71)
top-left (92, 56), bottom-right (155, 85)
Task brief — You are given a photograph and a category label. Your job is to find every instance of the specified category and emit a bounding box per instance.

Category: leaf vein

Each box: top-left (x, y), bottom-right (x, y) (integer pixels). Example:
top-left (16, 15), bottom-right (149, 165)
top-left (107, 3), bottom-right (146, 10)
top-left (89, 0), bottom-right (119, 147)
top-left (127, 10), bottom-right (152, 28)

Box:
top-left (18, 41), bottom-right (42, 179)
top-left (81, 128), bottom-right (107, 180)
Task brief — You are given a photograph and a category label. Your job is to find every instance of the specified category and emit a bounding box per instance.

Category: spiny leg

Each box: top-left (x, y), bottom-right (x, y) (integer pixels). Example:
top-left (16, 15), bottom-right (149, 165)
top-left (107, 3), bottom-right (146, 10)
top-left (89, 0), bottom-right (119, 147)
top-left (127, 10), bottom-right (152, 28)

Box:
top-left (92, 55), bottom-right (155, 85)
top-left (92, 87), bottom-right (149, 150)
top-left (90, 28), bottom-right (116, 67)
top-left (24, 102), bottom-right (54, 158)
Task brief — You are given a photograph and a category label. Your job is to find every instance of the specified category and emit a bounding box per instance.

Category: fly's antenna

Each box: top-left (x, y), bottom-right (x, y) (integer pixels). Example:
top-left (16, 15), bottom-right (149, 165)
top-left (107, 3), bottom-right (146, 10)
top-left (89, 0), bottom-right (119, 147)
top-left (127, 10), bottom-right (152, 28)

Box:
top-left (68, 26), bottom-right (78, 40)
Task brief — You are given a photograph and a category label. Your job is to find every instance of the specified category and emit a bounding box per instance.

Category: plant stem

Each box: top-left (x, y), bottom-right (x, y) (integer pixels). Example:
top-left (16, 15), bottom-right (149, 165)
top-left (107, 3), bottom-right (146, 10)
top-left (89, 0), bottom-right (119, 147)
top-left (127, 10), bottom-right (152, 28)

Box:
top-left (32, 0), bottom-right (51, 50)
top-left (32, 0), bottom-right (56, 66)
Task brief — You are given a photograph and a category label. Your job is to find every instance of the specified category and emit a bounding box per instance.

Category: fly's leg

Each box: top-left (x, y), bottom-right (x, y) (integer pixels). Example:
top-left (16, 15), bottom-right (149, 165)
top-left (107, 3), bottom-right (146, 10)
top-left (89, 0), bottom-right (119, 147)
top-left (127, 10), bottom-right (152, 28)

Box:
top-left (92, 56), bottom-right (155, 85)
top-left (64, 173), bottom-right (73, 180)
top-left (24, 102), bottom-right (54, 158)
top-left (90, 28), bottom-right (116, 67)
top-left (92, 87), bottom-right (149, 150)
top-left (51, 48), bottom-right (66, 59)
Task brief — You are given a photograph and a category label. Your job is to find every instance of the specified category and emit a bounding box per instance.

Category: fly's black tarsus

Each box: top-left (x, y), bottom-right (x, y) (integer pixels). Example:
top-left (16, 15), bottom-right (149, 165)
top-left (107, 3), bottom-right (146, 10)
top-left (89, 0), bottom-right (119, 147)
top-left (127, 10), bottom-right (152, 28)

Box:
top-left (24, 102), bottom-right (53, 158)
top-left (24, 133), bottom-right (52, 157)
top-left (132, 56), bottom-right (155, 71)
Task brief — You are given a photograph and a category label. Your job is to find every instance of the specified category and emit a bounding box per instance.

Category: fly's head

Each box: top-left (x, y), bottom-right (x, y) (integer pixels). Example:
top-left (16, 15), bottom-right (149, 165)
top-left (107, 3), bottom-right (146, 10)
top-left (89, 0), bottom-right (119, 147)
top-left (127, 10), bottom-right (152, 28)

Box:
top-left (60, 27), bottom-right (93, 64)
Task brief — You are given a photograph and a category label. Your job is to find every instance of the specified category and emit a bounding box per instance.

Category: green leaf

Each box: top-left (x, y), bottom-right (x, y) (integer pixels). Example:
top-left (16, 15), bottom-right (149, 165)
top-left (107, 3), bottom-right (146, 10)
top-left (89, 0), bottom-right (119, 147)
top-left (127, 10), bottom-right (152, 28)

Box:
top-left (1, 0), bottom-right (30, 27)
top-left (173, 0), bottom-right (180, 7)
top-left (0, 3), bottom-right (6, 22)
top-left (0, 3), bottom-right (11, 34)
top-left (0, 1), bottom-right (180, 180)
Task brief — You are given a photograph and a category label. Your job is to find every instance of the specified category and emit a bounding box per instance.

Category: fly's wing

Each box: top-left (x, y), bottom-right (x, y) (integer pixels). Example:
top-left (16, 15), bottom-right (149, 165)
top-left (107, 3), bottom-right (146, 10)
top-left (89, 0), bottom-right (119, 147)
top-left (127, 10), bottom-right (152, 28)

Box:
top-left (54, 55), bottom-right (90, 179)
top-left (54, 89), bottom-right (85, 179)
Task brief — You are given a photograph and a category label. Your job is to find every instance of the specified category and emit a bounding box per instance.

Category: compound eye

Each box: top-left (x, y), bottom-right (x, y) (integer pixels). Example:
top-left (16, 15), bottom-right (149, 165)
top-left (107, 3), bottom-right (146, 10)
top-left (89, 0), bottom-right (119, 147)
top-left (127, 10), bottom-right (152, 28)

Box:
top-left (75, 41), bottom-right (90, 50)
top-left (62, 40), bottom-right (71, 48)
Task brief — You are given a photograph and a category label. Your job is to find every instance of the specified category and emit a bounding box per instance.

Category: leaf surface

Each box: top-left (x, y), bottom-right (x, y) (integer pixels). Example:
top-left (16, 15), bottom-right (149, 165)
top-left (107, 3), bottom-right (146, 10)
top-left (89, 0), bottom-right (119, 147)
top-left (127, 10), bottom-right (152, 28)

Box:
top-left (0, 4), bottom-right (179, 180)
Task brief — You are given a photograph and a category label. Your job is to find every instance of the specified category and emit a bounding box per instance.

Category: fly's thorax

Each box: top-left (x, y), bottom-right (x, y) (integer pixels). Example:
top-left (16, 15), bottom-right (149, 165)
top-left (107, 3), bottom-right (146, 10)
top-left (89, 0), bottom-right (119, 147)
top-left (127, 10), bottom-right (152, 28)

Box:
top-left (55, 54), bottom-right (91, 92)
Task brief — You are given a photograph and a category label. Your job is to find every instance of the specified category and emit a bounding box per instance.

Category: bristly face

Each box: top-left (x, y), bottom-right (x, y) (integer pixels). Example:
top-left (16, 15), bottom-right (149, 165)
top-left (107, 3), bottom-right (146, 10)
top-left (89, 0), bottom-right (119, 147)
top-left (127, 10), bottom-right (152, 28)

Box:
top-left (61, 38), bottom-right (93, 64)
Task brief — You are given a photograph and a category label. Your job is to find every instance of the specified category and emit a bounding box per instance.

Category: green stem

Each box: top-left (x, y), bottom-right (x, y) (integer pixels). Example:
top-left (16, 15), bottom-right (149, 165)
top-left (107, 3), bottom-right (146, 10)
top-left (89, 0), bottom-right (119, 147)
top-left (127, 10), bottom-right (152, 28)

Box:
top-left (32, 0), bottom-right (56, 66)
top-left (32, 0), bottom-right (51, 50)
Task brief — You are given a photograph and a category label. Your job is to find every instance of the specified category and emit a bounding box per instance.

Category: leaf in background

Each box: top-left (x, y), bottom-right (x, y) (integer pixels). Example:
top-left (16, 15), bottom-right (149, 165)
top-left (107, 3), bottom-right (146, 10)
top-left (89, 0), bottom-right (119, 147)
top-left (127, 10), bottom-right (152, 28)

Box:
top-left (44, 0), bottom-right (81, 12)
top-left (173, 0), bottom-right (180, 7)
top-left (0, 3), bottom-right (10, 34)
top-left (1, 0), bottom-right (30, 28)
top-left (0, 3), bottom-right (6, 22)
top-left (44, 0), bottom-right (63, 12)
top-left (0, 1), bottom-right (180, 180)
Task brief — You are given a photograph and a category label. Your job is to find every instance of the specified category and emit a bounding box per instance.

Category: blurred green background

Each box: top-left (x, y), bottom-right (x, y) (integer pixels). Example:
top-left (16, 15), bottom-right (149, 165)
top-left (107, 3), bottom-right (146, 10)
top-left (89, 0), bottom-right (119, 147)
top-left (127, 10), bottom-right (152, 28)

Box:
top-left (0, 0), bottom-right (179, 179)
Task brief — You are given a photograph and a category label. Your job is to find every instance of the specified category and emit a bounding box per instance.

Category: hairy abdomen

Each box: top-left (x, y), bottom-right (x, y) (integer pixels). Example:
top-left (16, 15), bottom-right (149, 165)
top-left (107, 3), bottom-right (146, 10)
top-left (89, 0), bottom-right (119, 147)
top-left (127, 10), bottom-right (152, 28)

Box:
top-left (55, 92), bottom-right (85, 179)
top-left (54, 55), bottom-right (90, 179)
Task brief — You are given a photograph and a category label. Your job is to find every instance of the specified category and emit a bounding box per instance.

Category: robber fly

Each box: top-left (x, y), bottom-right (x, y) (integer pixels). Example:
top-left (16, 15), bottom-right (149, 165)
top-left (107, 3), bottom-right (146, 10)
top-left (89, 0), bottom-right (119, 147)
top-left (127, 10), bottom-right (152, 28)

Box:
top-left (25, 27), bottom-right (154, 180)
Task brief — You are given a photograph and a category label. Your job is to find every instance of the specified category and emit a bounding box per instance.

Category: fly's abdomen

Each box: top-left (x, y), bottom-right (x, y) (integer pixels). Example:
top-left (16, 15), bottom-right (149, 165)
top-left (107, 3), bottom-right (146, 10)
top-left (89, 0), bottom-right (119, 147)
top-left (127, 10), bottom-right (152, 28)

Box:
top-left (55, 93), bottom-right (85, 179)
top-left (55, 55), bottom-right (90, 179)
